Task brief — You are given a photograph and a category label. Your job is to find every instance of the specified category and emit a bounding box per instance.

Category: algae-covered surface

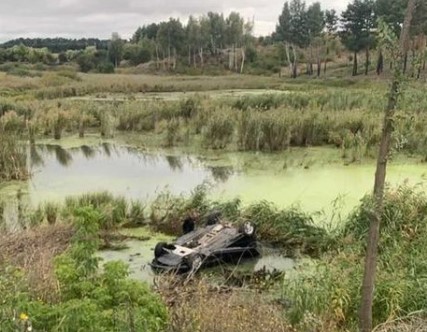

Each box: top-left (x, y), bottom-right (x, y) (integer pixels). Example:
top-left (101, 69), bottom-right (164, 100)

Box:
top-left (97, 228), bottom-right (174, 283)
top-left (1, 141), bottom-right (427, 227)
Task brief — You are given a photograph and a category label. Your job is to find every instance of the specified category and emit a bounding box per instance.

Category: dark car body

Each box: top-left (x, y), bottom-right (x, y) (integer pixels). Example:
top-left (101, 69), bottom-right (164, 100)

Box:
top-left (151, 222), bottom-right (259, 273)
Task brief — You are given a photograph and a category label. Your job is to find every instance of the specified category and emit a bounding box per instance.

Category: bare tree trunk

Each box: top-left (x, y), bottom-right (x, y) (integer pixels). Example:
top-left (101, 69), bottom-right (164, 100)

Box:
top-left (353, 51), bottom-right (358, 76)
top-left (376, 50), bottom-right (384, 75)
top-left (285, 43), bottom-right (292, 77)
top-left (168, 46), bottom-right (171, 70)
top-left (291, 46), bottom-right (298, 79)
top-left (365, 48), bottom-right (370, 75)
top-left (188, 45), bottom-right (191, 66)
top-left (199, 47), bottom-right (204, 68)
top-left (403, 51), bottom-right (408, 74)
top-left (228, 48), bottom-right (233, 70)
top-left (309, 46), bottom-right (314, 76)
top-left (234, 44), bottom-right (238, 72)
top-left (240, 47), bottom-right (246, 74)
top-left (359, 1), bottom-right (416, 332)
top-left (155, 44), bottom-right (160, 69)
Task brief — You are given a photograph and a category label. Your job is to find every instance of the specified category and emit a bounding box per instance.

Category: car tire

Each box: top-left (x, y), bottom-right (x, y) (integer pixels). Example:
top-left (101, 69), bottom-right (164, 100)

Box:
top-left (205, 210), bottom-right (222, 226)
top-left (182, 217), bottom-right (196, 234)
top-left (240, 221), bottom-right (255, 237)
top-left (154, 242), bottom-right (167, 259)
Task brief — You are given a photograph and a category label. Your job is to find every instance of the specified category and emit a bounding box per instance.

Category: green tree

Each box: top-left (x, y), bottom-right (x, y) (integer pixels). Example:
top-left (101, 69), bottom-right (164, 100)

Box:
top-left (186, 16), bottom-right (201, 66)
top-left (206, 12), bottom-right (227, 55)
top-left (341, 0), bottom-right (376, 76)
top-left (108, 32), bottom-right (123, 68)
top-left (156, 18), bottom-right (185, 70)
top-left (226, 12), bottom-right (244, 71)
top-left (324, 9), bottom-right (339, 74)
top-left (306, 2), bottom-right (325, 75)
top-left (275, 0), bottom-right (310, 78)
top-left (325, 9), bottom-right (338, 34)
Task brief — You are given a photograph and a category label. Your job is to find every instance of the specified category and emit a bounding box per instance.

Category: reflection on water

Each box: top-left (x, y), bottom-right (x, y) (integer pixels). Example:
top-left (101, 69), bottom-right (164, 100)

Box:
top-left (26, 143), bottom-right (220, 206)
top-left (81, 145), bottom-right (96, 159)
top-left (29, 145), bottom-right (44, 167)
top-left (44, 144), bottom-right (73, 167)
top-left (165, 155), bottom-right (183, 172)
top-left (208, 166), bottom-right (234, 183)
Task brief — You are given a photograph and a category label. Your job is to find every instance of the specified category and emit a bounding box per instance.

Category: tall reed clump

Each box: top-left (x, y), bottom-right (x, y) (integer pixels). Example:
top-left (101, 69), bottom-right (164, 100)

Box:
top-left (0, 132), bottom-right (28, 181)
top-left (282, 186), bottom-right (427, 331)
top-left (148, 186), bottom-right (333, 254)
top-left (64, 192), bottom-right (127, 230)
top-left (202, 108), bottom-right (235, 149)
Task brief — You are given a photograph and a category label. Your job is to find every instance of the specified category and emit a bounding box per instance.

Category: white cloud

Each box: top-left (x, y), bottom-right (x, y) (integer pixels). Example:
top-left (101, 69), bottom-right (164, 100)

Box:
top-left (0, 0), bottom-right (350, 42)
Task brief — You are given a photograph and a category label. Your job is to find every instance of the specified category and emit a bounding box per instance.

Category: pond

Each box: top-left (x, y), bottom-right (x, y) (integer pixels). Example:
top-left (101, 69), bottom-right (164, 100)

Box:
top-left (1, 142), bottom-right (427, 229)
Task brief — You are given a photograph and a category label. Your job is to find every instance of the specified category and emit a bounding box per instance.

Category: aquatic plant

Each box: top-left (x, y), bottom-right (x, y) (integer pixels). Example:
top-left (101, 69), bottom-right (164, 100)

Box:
top-left (0, 132), bottom-right (28, 181)
top-left (44, 202), bottom-right (60, 225)
top-left (202, 108), bottom-right (234, 149)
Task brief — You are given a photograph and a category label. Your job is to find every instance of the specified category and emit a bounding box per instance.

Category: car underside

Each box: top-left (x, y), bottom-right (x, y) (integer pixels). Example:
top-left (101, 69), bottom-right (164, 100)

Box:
top-left (151, 220), bottom-right (259, 274)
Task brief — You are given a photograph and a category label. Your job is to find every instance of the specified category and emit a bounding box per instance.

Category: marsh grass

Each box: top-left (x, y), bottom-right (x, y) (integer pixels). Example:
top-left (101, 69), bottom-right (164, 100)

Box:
top-left (3, 79), bottom-right (427, 157)
top-left (283, 186), bottom-right (427, 331)
top-left (0, 132), bottom-right (28, 181)
top-left (160, 277), bottom-right (292, 332)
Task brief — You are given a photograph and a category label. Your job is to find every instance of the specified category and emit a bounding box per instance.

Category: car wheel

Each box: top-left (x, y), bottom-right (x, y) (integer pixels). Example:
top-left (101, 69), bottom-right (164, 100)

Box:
top-left (205, 210), bottom-right (222, 225)
top-left (240, 221), bottom-right (255, 237)
top-left (182, 217), bottom-right (195, 234)
top-left (154, 242), bottom-right (167, 259)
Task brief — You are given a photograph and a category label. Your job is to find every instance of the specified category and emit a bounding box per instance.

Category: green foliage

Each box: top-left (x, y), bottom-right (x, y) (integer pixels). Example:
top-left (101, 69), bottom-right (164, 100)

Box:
top-left (202, 109), bottom-right (234, 149)
top-left (64, 192), bottom-right (128, 230)
top-left (283, 186), bottom-right (427, 330)
top-left (340, 0), bottom-right (377, 53)
top-left (0, 132), bottom-right (28, 181)
top-left (44, 202), bottom-right (60, 225)
top-left (0, 207), bottom-right (167, 332)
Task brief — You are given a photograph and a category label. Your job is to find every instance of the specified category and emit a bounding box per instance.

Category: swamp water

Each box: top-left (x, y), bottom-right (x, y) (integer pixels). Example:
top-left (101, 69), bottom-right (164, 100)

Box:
top-left (1, 143), bottom-right (427, 224)
top-left (1, 142), bottom-right (426, 281)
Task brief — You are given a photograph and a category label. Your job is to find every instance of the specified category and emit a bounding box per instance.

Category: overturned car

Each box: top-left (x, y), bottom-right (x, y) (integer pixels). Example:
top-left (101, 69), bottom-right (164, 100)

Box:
top-left (151, 213), bottom-right (259, 273)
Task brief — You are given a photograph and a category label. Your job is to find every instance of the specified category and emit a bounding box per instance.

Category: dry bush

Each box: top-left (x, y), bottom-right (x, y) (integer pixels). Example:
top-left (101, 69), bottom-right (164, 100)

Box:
top-left (0, 223), bottom-right (74, 301)
top-left (157, 277), bottom-right (293, 332)
top-left (374, 314), bottom-right (427, 332)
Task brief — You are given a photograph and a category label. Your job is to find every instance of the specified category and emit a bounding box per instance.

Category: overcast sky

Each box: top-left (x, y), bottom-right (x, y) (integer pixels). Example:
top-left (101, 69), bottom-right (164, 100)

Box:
top-left (0, 0), bottom-right (350, 42)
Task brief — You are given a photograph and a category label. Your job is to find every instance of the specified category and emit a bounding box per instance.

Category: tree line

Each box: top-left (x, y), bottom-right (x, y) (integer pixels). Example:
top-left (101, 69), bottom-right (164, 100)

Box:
top-left (274, 0), bottom-right (427, 77)
top-left (0, 0), bottom-right (426, 77)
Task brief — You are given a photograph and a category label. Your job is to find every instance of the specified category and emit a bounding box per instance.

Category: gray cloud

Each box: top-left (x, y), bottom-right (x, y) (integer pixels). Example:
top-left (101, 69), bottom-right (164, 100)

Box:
top-left (0, 0), bottom-right (350, 42)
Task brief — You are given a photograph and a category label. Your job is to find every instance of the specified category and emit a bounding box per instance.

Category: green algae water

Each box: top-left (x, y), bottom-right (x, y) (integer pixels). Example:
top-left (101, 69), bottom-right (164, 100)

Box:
top-left (1, 143), bottom-right (426, 228)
